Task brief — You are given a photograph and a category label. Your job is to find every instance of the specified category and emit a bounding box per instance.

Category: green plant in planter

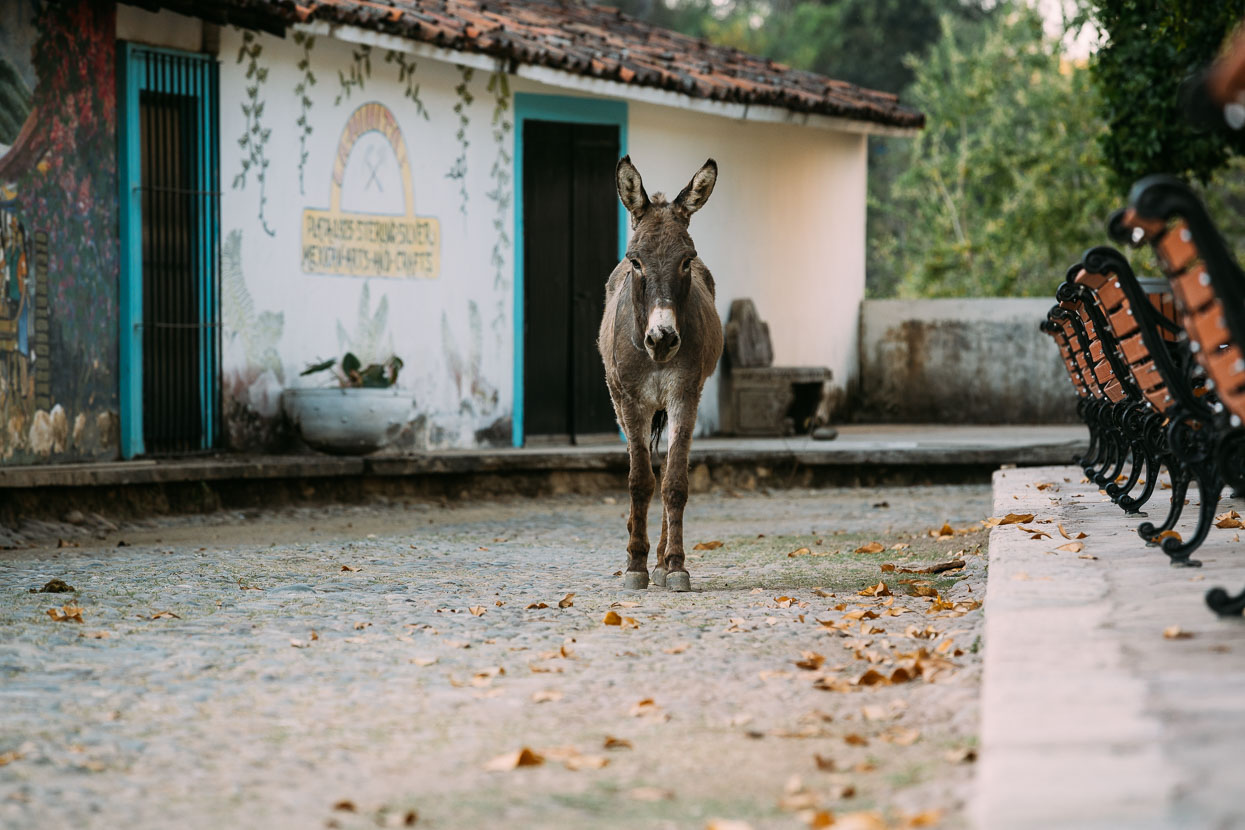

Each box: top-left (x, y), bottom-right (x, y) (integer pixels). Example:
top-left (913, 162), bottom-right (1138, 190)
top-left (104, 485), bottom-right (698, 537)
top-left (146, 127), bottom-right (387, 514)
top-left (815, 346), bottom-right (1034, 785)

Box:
top-left (301, 353), bottom-right (403, 388)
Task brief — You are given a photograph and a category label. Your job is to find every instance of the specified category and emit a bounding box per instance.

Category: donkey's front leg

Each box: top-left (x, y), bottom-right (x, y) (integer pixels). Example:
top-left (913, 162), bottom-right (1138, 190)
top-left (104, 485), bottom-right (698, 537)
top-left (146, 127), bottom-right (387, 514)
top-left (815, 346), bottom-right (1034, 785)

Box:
top-left (658, 404), bottom-right (696, 592)
top-left (623, 409), bottom-right (655, 590)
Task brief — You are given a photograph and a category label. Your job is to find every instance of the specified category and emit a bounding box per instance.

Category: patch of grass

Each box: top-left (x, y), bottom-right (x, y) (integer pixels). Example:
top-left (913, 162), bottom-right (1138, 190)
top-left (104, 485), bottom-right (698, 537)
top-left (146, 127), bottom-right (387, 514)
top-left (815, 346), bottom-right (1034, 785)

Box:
top-left (692, 528), bottom-right (985, 595)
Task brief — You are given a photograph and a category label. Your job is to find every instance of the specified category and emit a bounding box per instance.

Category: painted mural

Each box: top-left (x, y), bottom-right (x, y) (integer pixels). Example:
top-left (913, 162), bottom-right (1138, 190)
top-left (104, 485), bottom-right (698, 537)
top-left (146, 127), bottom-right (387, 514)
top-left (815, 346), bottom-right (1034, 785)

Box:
top-left (220, 29), bottom-right (513, 451)
top-left (0, 0), bottom-right (119, 464)
top-left (301, 102), bottom-right (441, 279)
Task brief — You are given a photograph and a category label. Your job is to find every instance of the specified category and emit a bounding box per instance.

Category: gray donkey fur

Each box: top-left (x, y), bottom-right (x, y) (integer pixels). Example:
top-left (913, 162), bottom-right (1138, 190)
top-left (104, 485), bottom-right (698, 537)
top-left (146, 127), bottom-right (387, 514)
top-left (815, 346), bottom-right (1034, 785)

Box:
top-left (598, 156), bottom-right (724, 592)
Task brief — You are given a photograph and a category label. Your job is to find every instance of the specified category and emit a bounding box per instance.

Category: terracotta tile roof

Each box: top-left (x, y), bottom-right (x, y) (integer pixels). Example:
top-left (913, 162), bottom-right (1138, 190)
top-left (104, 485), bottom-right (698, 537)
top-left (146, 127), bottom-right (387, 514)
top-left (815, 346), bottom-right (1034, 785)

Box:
top-left (171, 0), bottom-right (924, 129)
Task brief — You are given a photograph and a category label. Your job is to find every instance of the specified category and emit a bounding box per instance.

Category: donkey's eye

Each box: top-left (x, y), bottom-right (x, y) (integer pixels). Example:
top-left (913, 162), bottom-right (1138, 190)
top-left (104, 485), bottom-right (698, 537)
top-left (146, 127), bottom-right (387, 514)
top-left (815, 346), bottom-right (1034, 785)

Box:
top-left (629, 258), bottom-right (642, 271)
top-left (681, 257), bottom-right (693, 273)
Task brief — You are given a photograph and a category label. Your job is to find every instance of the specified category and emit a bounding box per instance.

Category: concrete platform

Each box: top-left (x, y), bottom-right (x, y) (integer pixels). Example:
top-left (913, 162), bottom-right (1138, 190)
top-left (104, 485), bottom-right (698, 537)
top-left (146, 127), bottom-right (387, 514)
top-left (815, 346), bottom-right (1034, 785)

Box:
top-left (0, 424), bottom-right (1085, 489)
top-left (975, 466), bottom-right (1245, 830)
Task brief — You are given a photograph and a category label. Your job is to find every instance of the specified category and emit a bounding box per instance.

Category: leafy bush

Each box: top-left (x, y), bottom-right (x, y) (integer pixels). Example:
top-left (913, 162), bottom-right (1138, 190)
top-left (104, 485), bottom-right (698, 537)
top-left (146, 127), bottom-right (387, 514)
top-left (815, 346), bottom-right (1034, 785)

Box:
top-left (1088, 0), bottom-right (1245, 192)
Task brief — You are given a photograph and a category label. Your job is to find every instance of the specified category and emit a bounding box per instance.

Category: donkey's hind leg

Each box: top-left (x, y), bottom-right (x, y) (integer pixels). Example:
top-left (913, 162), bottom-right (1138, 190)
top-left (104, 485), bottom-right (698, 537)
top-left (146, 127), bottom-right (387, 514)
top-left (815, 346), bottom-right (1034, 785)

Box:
top-left (622, 407), bottom-right (656, 590)
top-left (653, 507), bottom-right (669, 587)
top-left (659, 401), bottom-right (698, 592)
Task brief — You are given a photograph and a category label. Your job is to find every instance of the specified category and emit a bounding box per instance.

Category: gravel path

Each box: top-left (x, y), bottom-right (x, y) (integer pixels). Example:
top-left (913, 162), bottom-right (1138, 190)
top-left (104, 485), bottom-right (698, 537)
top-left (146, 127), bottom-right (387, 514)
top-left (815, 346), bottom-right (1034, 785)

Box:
top-left (1, 484), bottom-right (991, 830)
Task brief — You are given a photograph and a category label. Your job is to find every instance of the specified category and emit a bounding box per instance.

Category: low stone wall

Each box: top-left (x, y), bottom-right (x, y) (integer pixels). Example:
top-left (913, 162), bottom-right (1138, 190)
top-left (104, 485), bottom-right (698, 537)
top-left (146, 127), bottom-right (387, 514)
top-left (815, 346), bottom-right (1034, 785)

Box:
top-left (858, 298), bottom-right (1078, 424)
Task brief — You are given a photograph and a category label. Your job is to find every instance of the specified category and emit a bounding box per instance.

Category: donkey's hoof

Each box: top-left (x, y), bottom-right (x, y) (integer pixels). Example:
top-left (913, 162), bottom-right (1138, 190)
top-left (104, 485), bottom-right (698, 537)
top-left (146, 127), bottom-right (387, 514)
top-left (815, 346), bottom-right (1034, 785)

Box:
top-left (666, 571), bottom-right (691, 592)
top-left (623, 570), bottom-right (650, 590)
top-left (652, 567), bottom-right (667, 587)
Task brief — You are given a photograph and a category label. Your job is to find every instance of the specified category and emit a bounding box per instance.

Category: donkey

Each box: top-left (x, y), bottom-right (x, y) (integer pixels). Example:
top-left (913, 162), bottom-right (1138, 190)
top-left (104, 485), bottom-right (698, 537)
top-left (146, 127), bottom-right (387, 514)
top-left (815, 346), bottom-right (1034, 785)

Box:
top-left (598, 156), bottom-right (724, 592)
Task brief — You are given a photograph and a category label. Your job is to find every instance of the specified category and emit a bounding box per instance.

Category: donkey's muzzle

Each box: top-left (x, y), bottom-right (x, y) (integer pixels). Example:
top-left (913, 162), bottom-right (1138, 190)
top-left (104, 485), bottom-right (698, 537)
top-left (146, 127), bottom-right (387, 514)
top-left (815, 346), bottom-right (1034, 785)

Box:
top-left (644, 327), bottom-right (681, 362)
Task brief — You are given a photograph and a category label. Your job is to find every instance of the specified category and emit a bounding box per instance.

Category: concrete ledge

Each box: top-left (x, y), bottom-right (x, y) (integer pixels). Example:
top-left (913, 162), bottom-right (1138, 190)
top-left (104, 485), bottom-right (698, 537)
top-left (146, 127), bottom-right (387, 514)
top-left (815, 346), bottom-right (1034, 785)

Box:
top-left (975, 465), bottom-right (1245, 830)
top-left (0, 425), bottom-right (1087, 489)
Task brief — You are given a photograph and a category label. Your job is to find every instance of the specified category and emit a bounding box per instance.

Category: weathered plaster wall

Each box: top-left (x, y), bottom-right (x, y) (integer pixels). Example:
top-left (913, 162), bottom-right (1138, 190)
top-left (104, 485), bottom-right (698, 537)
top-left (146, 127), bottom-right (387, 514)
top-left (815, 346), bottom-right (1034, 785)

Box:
top-left (858, 298), bottom-right (1078, 424)
top-left (505, 77), bottom-right (869, 434)
top-left (625, 101), bottom-right (867, 433)
top-left (218, 29), bottom-right (515, 450)
top-left (0, 0), bottom-right (120, 465)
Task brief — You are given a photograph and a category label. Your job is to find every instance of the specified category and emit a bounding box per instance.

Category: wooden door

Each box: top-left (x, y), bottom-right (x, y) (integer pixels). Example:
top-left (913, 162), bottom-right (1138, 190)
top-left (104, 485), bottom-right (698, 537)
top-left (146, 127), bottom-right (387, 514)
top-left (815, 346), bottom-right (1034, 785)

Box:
top-left (522, 120), bottom-right (619, 443)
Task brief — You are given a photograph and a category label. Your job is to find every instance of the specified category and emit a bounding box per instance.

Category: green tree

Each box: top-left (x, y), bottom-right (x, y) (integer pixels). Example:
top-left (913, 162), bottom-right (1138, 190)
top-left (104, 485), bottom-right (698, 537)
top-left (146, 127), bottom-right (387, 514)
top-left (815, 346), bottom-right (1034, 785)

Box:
top-left (873, 5), bottom-right (1118, 298)
top-left (1088, 1), bottom-right (1245, 192)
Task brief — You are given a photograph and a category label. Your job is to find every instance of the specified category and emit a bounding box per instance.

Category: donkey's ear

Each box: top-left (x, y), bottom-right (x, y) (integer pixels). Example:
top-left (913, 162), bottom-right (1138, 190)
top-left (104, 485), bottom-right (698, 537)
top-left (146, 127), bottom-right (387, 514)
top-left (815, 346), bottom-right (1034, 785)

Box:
top-left (616, 155), bottom-right (650, 221)
top-left (674, 158), bottom-right (717, 216)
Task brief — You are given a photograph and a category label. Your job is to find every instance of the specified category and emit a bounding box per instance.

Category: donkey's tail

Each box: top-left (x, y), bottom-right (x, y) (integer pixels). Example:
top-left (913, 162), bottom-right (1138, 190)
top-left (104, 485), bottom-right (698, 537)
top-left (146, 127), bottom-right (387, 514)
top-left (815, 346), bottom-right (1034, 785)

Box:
top-left (649, 409), bottom-right (668, 457)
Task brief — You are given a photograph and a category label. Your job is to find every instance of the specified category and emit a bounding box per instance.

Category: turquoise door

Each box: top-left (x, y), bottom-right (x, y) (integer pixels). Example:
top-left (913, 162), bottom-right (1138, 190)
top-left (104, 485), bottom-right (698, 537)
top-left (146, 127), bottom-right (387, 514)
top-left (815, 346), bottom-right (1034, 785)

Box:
top-left (118, 44), bottom-right (220, 458)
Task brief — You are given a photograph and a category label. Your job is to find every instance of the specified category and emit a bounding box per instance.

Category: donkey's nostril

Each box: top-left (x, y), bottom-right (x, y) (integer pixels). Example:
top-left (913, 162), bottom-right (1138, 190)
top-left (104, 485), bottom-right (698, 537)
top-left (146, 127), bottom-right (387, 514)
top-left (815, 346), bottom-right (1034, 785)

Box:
top-left (668, 333), bottom-right (681, 350)
top-left (645, 333), bottom-right (657, 349)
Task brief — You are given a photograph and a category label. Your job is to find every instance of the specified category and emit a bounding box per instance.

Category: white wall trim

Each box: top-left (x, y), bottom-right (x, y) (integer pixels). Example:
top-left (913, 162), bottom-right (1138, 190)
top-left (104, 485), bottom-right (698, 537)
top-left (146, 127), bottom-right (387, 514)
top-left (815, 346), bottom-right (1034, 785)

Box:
top-left (293, 20), bottom-right (920, 138)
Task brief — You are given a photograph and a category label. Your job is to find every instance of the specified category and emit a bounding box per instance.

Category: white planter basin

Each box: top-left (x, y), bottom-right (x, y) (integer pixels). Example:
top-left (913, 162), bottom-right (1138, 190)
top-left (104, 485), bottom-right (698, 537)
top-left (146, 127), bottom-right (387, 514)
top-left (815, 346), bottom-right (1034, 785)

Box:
top-left (284, 387), bottom-right (413, 455)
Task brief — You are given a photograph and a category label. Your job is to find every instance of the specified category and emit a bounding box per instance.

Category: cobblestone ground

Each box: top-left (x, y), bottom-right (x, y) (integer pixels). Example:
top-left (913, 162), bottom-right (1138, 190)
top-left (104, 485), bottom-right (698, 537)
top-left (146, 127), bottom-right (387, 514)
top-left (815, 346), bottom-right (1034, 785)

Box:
top-left (1, 484), bottom-right (991, 830)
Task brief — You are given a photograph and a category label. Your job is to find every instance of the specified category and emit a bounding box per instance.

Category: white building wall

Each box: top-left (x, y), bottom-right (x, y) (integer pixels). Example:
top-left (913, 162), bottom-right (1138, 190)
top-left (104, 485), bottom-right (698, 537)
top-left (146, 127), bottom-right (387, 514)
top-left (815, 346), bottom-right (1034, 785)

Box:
top-left (218, 28), bottom-right (515, 449)
top-left (624, 102), bottom-right (868, 432)
top-left (217, 27), bottom-right (868, 449)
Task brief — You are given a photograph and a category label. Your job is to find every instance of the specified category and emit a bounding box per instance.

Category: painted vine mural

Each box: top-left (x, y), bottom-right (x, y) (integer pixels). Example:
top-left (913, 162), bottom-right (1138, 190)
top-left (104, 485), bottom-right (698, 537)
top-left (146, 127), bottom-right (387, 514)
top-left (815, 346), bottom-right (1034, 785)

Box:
top-left (292, 31), bottom-right (316, 195)
top-left (233, 30), bottom-right (275, 236)
top-left (0, 0), bottom-right (119, 463)
top-left (448, 66), bottom-right (474, 217)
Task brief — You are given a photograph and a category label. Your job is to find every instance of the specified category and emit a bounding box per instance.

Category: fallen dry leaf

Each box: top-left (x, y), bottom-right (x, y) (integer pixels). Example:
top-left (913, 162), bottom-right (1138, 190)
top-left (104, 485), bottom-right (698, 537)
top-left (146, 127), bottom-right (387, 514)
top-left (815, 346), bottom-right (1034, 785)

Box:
top-left (340, 565), bottom-right (360, 572)
top-left (944, 746), bottom-right (977, 763)
top-left (483, 747), bottom-right (544, 771)
top-left (526, 602), bottom-right (549, 610)
top-left (833, 812), bottom-right (887, 830)
top-left (1163, 625), bottom-right (1193, 640)
top-left (1078, 553), bottom-right (1099, 560)
top-left (880, 563), bottom-right (896, 573)
top-left (794, 651), bottom-right (826, 671)
top-left (812, 753), bottom-right (836, 771)
top-left (1057, 523), bottom-right (1072, 539)
top-left (333, 800), bottom-right (357, 812)
top-left (990, 513), bottom-right (1035, 526)
top-left (858, 582), bottom-right (891, 597)
top-left (805, 810), bottom-right (835, 828)
top-left (1055, 542), bottom-right (1085, 553)
top-left (612, 600), bottom-right (641, 608)
top-left (880, 727), bottom-right (921, 746)
top-left (664, 642), bottom-right (690, 654)
top-left (47, 604), bottom-right (84, 624)
top-left (603, 736), bottom-right (632, 750)
top-left (854, 542), bottom-right (885, 554)
top-left (629, 698), bottom-right (667, 720)
top-left (896, 560), bottom-right (965, 575)
top-left (558, 593), bottom-right (575, 609)
top-left (410, 657), bottom-right (438, 667)
top-left (900, 809), bottom-right (945, 828)
top-left (694, 540), bottom-right (725, 550)
top-left (620, 616), bottom-right (640, 630)
top-left (0, 750), bottom-right (22, 767)
top-left (563, 753), bottom-right (609, 771)
top-left (603, 611), bottom-right (623, 626)
top-left (531, 689), bottom-right (563, 703)
top-left (1215, 510), bottom-right (1243, 529)
top-left (80, 630), bottom-right (110, 640)
top-left (788, 547), bottom-right (812, 558)
top-left (149, 610), bottom-right (179, 620)
top-left (843, 733), bottom-right (868, 746)
top-left (354, 621), bottom-right (371, 630)
top-left (468, 606), bottom-right (486, 617)
top-left (1157, 530), bottom-right (1183, 543)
